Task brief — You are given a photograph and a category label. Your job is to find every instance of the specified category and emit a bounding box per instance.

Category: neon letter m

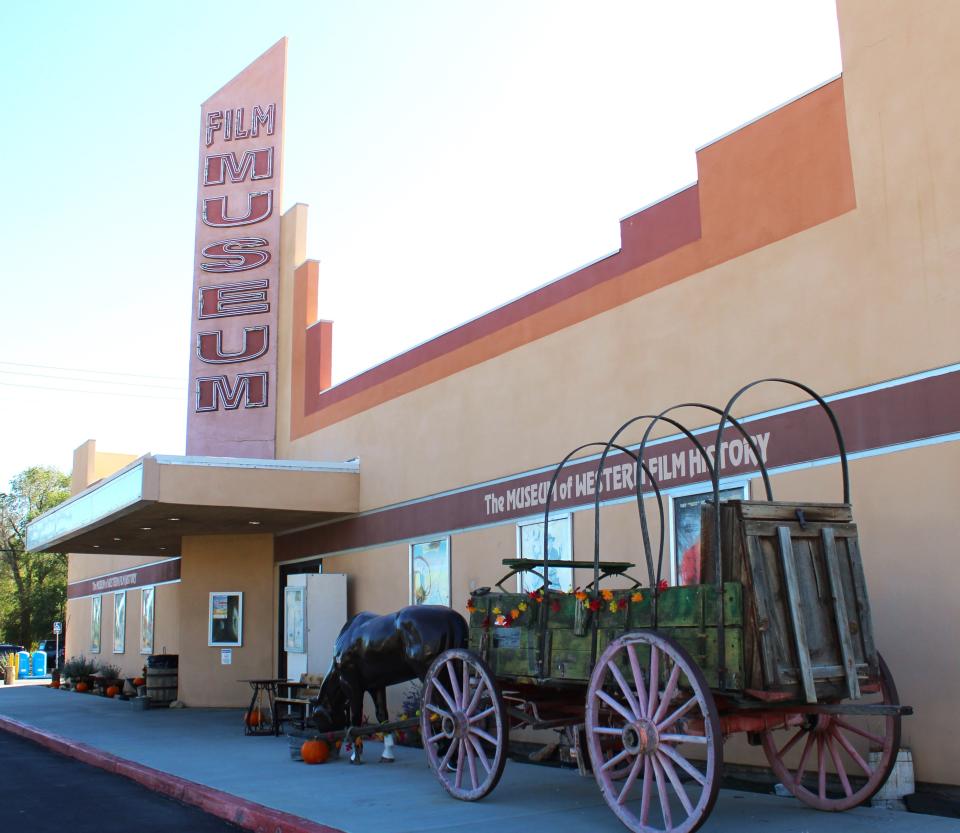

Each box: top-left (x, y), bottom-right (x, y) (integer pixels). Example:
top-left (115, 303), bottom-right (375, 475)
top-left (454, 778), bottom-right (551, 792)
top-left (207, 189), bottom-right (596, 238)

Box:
top-left (204, 147), bottom-right (274, 186)
top-left (195, 372), bottom-right (268, 412)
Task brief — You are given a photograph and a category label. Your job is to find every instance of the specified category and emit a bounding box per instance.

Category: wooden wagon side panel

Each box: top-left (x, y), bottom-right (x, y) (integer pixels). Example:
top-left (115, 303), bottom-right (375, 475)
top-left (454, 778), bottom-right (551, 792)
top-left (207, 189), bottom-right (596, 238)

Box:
top-left (468, 583), bottom-right (745, 688)
top-left (716, 501), bottom-right (879, 702)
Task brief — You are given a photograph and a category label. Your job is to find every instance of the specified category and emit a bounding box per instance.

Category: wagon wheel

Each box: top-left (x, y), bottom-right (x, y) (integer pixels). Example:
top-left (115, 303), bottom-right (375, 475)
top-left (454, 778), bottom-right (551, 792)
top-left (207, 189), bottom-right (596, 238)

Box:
top-left (420, 648), bottom-right (507, 801)
top-left (585, 632), bottom-right (722, 833)
top-left (761, 654), bottom-right (901, 811)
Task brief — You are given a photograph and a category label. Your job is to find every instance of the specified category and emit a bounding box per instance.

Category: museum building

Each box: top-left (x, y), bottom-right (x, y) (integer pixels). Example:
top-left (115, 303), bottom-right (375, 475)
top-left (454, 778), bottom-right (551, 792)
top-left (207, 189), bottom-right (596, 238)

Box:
top-left (26, 2), bottom-right (960, 786)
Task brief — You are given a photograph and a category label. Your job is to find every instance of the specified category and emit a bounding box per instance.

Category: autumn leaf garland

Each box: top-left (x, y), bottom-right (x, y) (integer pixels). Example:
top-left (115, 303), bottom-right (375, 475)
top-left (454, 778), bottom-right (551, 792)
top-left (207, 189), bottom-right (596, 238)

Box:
top-left (468, 585), bottom-right (649, 626)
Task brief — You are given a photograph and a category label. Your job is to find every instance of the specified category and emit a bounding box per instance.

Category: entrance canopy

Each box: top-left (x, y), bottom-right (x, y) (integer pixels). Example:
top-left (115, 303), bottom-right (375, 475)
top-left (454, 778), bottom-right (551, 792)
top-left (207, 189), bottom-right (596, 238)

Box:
top-left (26, 454), bottom-right (359, 557)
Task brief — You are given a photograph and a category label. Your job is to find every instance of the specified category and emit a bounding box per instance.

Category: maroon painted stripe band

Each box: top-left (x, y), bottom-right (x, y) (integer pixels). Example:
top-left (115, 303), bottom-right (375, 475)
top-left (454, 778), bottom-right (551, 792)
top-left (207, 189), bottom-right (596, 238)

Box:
top-left (276, 368), bottom-right (960, 562)
top-left (67, 558), bottom-right (181, 600)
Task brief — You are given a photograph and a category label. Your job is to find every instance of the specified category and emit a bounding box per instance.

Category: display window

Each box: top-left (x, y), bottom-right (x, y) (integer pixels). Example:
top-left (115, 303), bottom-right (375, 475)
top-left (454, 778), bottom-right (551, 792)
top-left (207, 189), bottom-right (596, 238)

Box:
top-left (90, 595), bottom-right (101, 654)
top-left (140, 587), bottom-right (154, 655)
top-left (113, 591), bottom-right (126, 653)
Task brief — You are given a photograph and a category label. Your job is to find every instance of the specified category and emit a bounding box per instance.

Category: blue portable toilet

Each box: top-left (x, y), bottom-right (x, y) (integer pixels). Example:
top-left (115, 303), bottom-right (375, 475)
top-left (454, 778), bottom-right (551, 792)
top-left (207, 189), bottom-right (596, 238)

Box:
top-left (31, 651), bottom-right (46, 678)
top-left (16, 651), bottom-right (30, 679)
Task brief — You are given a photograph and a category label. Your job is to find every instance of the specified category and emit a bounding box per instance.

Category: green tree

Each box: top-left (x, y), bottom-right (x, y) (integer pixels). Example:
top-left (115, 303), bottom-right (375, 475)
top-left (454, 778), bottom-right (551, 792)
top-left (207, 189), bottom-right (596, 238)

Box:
top-left (0, 466), bottom-right (71, 646)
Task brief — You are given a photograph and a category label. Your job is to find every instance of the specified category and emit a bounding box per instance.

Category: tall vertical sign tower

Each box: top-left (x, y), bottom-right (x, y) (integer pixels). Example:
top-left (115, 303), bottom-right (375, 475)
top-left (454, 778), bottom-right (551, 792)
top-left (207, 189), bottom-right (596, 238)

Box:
top-left (186, 39), bottom-right (286, 458)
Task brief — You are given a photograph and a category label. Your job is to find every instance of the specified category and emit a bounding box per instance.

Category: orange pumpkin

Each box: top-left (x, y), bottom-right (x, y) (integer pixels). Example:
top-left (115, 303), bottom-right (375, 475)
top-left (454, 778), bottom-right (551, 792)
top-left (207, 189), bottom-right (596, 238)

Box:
top-left (301, 739), bottom-right (330, 765)
top-left (75, 682), bottom-right (89, 693)
top-left (133, 677), bottom-right (145, 686)
top-left (245, 710), bottom-right (263, 727)
top-left (50, 679), bottom-right (60, 689)
top-left (106, 685), bottom-right (120, 698)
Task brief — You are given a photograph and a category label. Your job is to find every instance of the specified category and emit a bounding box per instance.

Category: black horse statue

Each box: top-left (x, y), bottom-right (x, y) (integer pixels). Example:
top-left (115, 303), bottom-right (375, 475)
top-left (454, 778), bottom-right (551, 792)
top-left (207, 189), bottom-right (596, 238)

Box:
top-left (311, 605), bottom-right (468, 760)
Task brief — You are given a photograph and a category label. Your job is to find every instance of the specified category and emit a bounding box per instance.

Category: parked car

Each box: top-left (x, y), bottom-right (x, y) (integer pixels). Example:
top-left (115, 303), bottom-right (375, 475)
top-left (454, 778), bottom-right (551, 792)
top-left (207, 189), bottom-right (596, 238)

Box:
top-left (0, 643), bottom-right (24, 657)
top-left (37, 639), bottom-right (64, 670)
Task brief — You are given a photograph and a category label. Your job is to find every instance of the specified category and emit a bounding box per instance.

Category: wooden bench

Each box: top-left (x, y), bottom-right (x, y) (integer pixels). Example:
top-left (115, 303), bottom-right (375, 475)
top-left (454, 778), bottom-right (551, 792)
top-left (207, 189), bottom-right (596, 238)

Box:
top-left (275, 673), bottom-right (324, 729)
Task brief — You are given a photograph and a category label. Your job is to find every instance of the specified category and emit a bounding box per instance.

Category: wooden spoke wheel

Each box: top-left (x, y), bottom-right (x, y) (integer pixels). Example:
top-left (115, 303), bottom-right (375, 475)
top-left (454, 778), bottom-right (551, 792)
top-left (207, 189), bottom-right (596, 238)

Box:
top-left (420, 648), bottom-right (507, 801)
top-left (761, 654), bottom-right (901, 811)
top-left (585, 632), bottom-right (722, 833)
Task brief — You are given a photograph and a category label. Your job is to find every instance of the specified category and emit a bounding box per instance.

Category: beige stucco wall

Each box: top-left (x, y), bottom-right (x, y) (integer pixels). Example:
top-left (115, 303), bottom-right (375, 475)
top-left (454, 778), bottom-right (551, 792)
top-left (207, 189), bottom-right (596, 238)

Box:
top-left (64, 595), bottom-right (91, 662)
top-left (152, 458), bottom-right (358, 514)
top-left (69, 439), bottom-right (138, 496)
top-left (146, 582), bottom-right (180, 662)
top-left (178, 534), bottom-right (275, 708)
top-left (276, 203), bottom-right (309, 462)
top-left (324, 543), bottom-right (407, 615)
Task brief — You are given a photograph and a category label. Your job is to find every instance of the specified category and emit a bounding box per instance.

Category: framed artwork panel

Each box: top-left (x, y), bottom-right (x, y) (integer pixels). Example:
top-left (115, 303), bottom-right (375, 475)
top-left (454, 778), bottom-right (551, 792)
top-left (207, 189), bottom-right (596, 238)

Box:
top-left (208, 591), bottom-right (243, 647)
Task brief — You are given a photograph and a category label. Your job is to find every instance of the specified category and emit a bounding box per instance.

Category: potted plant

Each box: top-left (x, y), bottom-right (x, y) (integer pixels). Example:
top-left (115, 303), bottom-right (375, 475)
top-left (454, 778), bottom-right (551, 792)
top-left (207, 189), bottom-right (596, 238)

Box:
top-left (93, 661), bottom-right (122, 695)
top-left (61, 655), bottom-right (98, 692)
top-left (394, 681), bottom-right (424, 748)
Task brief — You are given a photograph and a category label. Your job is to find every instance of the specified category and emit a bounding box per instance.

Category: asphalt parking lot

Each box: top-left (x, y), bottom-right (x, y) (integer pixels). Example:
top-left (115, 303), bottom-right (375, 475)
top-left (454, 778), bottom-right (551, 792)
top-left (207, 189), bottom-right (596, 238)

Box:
top-left (0, 730), bottom-right (241, 833)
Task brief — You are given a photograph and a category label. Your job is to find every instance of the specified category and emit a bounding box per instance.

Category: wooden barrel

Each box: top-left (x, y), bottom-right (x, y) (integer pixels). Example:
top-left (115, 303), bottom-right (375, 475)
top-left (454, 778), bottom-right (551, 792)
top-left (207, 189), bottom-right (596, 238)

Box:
top-left (145, 667), bottom-right (178, 705)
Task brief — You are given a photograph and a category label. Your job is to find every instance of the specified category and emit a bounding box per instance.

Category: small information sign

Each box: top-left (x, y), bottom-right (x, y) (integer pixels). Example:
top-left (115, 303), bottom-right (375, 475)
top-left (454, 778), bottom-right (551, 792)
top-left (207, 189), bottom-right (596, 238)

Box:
top-left (220, 648), bottom-right (232, 665)
top-left (53, 621), bottom-right (62, 635)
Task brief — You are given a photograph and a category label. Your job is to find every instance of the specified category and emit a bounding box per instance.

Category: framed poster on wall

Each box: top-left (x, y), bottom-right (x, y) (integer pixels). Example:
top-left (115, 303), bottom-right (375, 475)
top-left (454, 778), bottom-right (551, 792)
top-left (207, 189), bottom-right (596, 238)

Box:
top-left (284, 586), bottom-right (305, 653)
top-left (517, 514), bottom-right (573, 593)
top-left (208, 591), bottom-right (243, 647)
top-left (410, 538), bottom-right (451, 606)
top-left (90, 595), bottom-right (102, 654)
top-left (671, 484), bottom-right (747, 585)
top-left (140, 586), bottom-right (155, 655)
top-left (113, 591), bottom-right (126, 653)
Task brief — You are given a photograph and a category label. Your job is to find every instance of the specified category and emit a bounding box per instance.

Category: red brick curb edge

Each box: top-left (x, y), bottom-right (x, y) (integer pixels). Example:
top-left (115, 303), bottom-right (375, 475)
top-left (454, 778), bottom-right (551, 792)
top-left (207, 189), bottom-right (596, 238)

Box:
top-left (0, 714), bottom-right (346, 833)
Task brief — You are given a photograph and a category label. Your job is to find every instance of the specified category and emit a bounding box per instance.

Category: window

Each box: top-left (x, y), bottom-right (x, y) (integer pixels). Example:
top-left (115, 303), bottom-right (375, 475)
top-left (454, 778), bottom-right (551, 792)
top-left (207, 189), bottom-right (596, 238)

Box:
top-left (90, 595), bottom-right (101, 654)
top-left (113, 591), bottom-right (126, 653)
top-left (140, 587), bottom-right (155, 655)
top-left (517, 514), bottom-right (573, 593)
top-left (671, 484), bottom-right (748, 585)
top-left (410, 538), bottom-right (450, 606)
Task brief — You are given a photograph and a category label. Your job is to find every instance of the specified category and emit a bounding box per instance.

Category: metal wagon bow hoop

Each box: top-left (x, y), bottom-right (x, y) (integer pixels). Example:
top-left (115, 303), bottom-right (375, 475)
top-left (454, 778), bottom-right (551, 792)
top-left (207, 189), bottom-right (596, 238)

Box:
top-left (709, 378), bottom-right (851, 689)
top-left (539, 440), bottom-right (665, 585)
top-left (710, 377), bottom-right (850, 509)
top-left (590, 413), bottom-right (716, 617)
top-left (538, 441), bottom-right (663, 677)
top-left (631, 403), bottom-right (773, 598)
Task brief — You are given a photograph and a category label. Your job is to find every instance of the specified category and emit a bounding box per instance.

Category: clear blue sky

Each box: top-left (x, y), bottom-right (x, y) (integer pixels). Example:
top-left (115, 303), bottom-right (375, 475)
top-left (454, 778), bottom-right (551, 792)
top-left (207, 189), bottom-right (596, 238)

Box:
top-left (0, 1), bottom-right (841, 488)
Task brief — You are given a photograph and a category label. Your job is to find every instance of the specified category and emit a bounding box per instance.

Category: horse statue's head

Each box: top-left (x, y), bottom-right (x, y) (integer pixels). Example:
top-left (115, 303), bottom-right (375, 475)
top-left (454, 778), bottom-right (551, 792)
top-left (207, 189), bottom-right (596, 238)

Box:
top-left (310, 664), bottom-right (350, 732)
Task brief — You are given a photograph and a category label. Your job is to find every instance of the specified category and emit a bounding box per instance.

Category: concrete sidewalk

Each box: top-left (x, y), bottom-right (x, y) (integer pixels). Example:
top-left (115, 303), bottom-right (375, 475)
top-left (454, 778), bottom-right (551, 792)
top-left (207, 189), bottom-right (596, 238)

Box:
top-left (0, 685), bottom-right (956, 833)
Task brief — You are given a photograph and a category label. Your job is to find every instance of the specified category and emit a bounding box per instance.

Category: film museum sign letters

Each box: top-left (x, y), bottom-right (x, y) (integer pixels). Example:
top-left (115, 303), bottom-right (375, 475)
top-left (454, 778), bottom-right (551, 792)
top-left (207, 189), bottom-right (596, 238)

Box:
top-left (482, 432), bottom-right (772, 517)
top-left (187, 41), bottom-right (286, 457)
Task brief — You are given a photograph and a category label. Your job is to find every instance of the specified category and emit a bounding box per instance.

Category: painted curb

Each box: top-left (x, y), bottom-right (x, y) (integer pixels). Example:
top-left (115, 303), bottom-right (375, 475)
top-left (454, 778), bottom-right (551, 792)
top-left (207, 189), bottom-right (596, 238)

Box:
top-left (0, 714), bottom-right (346, 833)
